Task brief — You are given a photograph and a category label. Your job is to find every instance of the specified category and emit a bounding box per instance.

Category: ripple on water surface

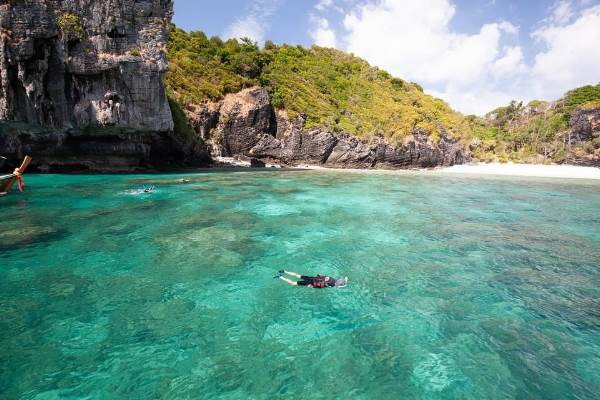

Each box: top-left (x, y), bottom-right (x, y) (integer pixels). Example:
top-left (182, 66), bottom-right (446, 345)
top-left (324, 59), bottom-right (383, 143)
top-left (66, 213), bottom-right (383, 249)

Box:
top-left (0, 171), bottom-right (599, 399)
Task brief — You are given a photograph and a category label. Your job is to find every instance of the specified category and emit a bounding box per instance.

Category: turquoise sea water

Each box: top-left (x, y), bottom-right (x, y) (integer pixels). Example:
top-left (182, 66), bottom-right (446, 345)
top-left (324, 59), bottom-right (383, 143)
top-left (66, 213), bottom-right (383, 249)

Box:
top-left (1, 170), bottom-right (599, 399)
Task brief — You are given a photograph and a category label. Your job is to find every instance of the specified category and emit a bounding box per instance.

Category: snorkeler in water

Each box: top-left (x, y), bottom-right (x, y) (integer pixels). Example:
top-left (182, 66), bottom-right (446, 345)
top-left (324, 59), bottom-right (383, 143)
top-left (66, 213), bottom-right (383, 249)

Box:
top-left (274, 270), bottom-right (348, 288)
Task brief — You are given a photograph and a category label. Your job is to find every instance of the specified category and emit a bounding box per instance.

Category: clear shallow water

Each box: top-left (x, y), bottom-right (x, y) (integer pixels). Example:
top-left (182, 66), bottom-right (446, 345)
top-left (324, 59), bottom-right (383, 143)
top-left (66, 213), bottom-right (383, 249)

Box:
top-left (1, 170), bottom-right (599, 400)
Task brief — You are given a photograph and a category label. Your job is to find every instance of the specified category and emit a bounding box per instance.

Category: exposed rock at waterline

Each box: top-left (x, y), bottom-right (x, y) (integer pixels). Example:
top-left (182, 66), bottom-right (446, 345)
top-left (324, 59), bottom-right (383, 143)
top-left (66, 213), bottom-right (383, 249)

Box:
top-left (187, 87), bottom-right (470, 169)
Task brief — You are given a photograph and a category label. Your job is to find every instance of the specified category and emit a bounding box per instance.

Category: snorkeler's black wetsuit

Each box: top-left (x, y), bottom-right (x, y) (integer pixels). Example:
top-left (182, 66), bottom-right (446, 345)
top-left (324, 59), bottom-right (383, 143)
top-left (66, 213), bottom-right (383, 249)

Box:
top-left (297, 275), bottom-right (336, 288)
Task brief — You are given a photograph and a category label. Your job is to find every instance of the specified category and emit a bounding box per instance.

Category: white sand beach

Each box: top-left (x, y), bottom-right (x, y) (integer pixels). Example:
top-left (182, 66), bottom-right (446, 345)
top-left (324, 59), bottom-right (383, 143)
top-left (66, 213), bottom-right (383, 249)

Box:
top-left (294, 162), bottom-right (600, 180)
top-left (437, 163), bottom-right (600, 180)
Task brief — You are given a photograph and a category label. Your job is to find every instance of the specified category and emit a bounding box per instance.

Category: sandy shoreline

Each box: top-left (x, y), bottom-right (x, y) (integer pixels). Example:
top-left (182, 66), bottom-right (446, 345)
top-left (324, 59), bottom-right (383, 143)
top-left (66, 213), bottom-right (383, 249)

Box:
top-left (436, 163), bottom-right (600, 180)
top-left (212, 158), bottom-right (600, 180)
top-left (293, 162), bottom-right (600, 180)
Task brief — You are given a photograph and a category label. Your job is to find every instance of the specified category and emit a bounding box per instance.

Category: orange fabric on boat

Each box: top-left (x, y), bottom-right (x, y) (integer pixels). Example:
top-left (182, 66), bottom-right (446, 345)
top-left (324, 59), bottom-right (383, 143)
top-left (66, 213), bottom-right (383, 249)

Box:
top-left (16, 174), bottom-right (24, 192)
top-left (13, 168), bottom-right (24, 192)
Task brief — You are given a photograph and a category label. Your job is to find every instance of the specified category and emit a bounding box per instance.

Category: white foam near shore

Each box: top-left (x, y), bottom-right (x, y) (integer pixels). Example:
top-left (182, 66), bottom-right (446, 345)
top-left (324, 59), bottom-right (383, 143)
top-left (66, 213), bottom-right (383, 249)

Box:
top-left (437, 163), bottom-right (600, 180)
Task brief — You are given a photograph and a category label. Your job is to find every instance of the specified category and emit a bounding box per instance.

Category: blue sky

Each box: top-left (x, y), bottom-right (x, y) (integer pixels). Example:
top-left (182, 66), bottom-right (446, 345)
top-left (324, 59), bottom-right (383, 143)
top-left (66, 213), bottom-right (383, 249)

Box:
top-left (175, 1), bottom-right (551, 54)
top-left (174, 0), bottom-right (600, 114)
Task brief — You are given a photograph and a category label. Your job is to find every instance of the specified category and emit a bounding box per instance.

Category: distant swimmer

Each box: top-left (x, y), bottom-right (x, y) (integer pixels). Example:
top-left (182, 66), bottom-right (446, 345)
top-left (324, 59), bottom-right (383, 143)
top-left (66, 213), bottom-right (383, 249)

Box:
top-left (274, 270), bottom-right (348, 288)
top-left (143, 186), bottom-right (155, 193)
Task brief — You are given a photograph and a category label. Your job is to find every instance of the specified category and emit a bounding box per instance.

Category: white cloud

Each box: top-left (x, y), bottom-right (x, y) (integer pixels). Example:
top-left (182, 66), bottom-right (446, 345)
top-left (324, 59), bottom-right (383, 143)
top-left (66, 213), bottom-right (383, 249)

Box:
top-left (550, 1), bottom-right (574, 24)
top-left (493, 46), bottom-right (526, 77)
top-left (530, 5), bottom-right (600, 100)
top-left (340, 0), bottom-right (600, 115)
top-left (342, 0), bottom-right (523, 114)
top-left (224, 0), bottom-right (281, 43)
top-left (429, 87), bottom-right (517, 116)
top-left (498, 20), bottom-right (519, 35)
top-left (314, 0), bottom-right (351, 14)
top-left (316, 0), bottom-right (334, 11)
top-left (310, 17), bottom-right (338, 47)
top-left (225, 17), bottom-right (264, 42)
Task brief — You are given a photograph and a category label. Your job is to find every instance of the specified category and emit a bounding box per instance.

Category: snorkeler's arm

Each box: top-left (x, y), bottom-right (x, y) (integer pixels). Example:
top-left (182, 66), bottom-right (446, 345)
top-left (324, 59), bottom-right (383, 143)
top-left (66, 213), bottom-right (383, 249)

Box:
top-left (278, 276), bottom-right (298, 286)
top-left (281, 270), bottom-right (302, 278)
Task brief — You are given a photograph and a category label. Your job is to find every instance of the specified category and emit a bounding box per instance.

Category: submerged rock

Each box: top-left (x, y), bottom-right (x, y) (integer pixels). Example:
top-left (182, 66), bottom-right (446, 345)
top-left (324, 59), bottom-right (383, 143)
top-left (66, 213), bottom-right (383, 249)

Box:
top-left (0, 225), bottom-right (59, 249)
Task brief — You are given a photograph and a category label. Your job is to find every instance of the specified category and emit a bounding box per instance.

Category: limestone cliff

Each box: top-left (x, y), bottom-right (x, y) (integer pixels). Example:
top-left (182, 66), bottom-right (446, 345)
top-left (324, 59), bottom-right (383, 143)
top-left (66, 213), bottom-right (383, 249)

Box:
top-left (0, 0), bottom-right (209, 171)
top-left (186, 87), bottom-right (469, 169)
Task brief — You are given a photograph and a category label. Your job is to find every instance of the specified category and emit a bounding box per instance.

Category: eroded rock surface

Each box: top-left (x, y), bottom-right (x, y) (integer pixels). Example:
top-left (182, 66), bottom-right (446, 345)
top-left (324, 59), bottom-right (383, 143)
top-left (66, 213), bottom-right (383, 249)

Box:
top-left (570, 107), bottom-right (600, 142)
top-left (188, 87), bottom-right (470, 169)
top-left (0, 0), bottom-right (208, 171)
top-left (568, 107), bottom-right (600, 166)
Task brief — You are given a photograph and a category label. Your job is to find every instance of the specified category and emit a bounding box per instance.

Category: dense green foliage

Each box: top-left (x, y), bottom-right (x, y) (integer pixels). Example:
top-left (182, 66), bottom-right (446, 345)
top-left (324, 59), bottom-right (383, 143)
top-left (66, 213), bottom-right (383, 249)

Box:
top-left (166, 26), bottom-right (599, 162)
top-left (468, 85), bottom-right (600, 163)
top-left (168, 97), bottom-right (197, 143)
top-left (260, 46), bottom-right (470, 143)
top-left (57, 13), bottom-right (84, 40)
top-left (166, 27), bottom-right (267, 104)
top-left (166, 26), bottom-right (470, 144)
top-left (563, 83), bottom-right (600, 108)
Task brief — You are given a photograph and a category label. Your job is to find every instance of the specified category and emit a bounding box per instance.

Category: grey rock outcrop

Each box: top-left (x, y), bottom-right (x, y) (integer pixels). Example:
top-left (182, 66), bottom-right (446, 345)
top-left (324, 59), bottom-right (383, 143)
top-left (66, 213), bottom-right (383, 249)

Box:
top-left (188, 87), bottom-right (470, 169)
top-left (569, 107), bottom-right (600, 143)
top-left (0, 0), bottom-right (208, 171)
top-left (567, 106), bottom-right (600, 166)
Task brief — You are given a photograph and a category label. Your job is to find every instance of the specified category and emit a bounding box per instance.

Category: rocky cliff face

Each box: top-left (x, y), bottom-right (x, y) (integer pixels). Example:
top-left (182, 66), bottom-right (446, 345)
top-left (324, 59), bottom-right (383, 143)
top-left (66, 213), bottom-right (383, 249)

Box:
top-left (0, 0), bottom-right (208, 171)
top-left (570, 107), bottom-right (600, 142)
top-left (187, 87), bottom-right (469, 169)
top-left (567, 107), bottom-right (600, 166)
